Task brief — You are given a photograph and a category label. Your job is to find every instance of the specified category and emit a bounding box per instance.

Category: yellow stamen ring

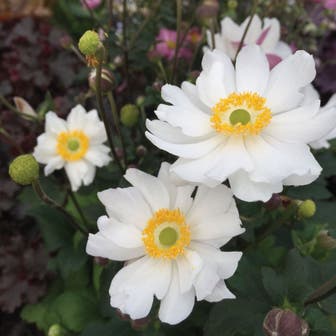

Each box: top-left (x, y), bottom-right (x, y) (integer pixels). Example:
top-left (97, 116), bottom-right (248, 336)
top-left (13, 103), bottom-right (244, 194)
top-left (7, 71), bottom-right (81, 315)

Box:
top-left (142, 208), bottom-right (191, 259)
top-left (56, 130), bottom-right (89, 161)
top-left (210, 92), bottom-right (272, 135)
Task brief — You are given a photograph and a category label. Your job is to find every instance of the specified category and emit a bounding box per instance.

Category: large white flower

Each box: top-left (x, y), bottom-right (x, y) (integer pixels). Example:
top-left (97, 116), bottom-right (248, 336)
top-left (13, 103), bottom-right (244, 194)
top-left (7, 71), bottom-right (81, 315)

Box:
top-left (207, 15), bottom-right (292, 68)
top-left (145, 45), bottom-right (336, 202)
top-left (33, 105), bottom-right (111, 191)
top-left (86, 162), bottom-right (244, 325)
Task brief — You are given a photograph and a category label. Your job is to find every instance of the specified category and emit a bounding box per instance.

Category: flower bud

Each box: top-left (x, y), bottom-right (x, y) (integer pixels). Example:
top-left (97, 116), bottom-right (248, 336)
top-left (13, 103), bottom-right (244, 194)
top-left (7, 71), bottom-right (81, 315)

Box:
top-left (228, 0), bottom-right (238, 9)
top-left (88, 68), bottom-right (115, 92)
top-left (263, 308), bottom-right (310, 336)
top-left (48, 324), bottom-right (66, 336)
top-left (196, 0), bottom-right (219, 20)
top-left (13, 97), bottom-right (38, 118)
top-left (120, 104), bottom-right (139, 127)
top-left (136, 145), bottom-right (147, 157)
top-left (78, 30), bottom-right (102, 56)
top-left (136, 95), bottom-right (145, 107)
top-left (316, 230), bottom-right (336, 250)
top-left (9, 154), bottom-right (39, 186)
top-left (297, 200), bottom-right (316, 219)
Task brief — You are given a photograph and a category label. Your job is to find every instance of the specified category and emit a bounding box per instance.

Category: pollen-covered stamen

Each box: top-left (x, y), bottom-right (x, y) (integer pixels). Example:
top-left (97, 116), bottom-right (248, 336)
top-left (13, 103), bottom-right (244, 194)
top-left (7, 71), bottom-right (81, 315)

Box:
top-left (211, 92), bottom-right (272, 135)
top-left (56, 130), bottom-right (89, 161)
top-left (142, 208), bottom-right (191, 259)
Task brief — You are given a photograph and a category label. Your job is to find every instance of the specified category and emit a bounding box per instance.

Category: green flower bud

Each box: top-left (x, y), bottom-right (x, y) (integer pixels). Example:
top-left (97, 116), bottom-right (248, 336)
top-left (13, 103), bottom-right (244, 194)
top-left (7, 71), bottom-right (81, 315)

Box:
top-left (120, 104), bottom-right (139, 127)
top-left (297, 200), bottom-right (316, 219)
top-left (9, 154), bottom-right (39, 186)
top-left (48, 324), bottom-right (66, 336)
top-left (78, 30), bottom-right (102, 56)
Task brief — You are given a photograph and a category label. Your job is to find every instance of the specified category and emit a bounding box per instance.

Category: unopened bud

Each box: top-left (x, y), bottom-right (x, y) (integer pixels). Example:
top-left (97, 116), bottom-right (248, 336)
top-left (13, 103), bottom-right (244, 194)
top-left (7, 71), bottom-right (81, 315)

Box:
top-left (48, 324), bottom-right (66, 336)
top-left (89, 68), bottom-right (115, 92)
top-left (263, 308), bottom-right (310, 336)
top-left (13, 97), bottom-right (37, 118)
top-left (136, 95), bottom-right (145, 107)
top-left (136, 145), bottom-right (147, 157)
top-left (120, 104), bottom-right (139, 127)
top-left (78, 30), bottom-right (102, 56)
top-left (9, 154), bottom-right (39, 186)
top-left (228, 0), bottom-right (238, 9)
top-left (196, 0), bottom-right (219, 20)
top-left (297, 200), bottom-right (316, 219)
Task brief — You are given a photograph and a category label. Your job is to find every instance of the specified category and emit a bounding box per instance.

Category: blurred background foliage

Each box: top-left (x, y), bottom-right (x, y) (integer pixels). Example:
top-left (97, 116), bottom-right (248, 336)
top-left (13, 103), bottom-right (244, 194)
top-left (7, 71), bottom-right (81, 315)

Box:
top-left (0, 0), bottom-right (336, 335)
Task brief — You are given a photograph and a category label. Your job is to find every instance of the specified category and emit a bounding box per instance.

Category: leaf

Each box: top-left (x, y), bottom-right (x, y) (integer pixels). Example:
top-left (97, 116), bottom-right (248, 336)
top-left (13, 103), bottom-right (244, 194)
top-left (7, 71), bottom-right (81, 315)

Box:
top-left (262, 268), bottom-right (286, 304)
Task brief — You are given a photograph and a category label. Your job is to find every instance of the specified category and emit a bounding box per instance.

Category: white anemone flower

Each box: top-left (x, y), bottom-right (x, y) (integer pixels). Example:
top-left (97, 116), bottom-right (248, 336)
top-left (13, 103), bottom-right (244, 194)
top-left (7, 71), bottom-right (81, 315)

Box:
top-left (33, 105), bottom-right (111, 191)
top-left (207, 15), bottom-right (292, 68)
top-left (86, 162), bottom-right (244, 325)
top-left (145, 45), bottom-right (336, 202)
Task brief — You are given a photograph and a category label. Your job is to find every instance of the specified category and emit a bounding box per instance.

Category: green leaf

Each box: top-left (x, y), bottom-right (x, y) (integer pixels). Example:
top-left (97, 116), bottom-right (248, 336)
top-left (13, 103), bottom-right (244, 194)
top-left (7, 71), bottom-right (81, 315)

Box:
top-left (262, 268), bottom-right (286, 304)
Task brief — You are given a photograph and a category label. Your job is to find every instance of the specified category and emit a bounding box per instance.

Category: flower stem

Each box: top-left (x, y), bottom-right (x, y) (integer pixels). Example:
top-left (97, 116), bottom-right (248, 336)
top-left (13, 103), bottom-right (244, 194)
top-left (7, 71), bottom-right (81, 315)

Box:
top-left (68, 189), bottom-right (90, 229)
top-left (95, 54), bottom-right (125, 173)
top-left (171, 0), bottom-right (182, 83)
top-left (233, 0), bottom-right (259, 63)
top-left (32, 179), bottom-right (89, 235)
top-left (107, 91), bottom-right (128, 166)
top-left (304, 275), bottom-right (336, 306)
top-left (122, 0), bottom-right (130, 94)
top-left (210, 18), bottom-right (216, 50)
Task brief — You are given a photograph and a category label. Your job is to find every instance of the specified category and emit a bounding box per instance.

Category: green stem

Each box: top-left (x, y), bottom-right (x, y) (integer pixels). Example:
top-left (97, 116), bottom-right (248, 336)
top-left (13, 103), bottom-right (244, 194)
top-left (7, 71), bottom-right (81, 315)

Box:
top-left (68, 189), bottom-right (90, 229)
top-left (95, 54), bottom-right (125, 173)
top-left (157, 60), bottom-right (169, 83)
top-left (32, 180), bottom-right (88, 235)
top-left (304, 275), bottom-right (336, 306)
top-left (233, 0), bottom-right (259, 63)
top-left (107, 91), bottom-right (128, 166)
top-left (210, 18), bottom-right (216, 50)
top-left (70, 45), bottom-right (87, 64)
top-left (171, 0), bottom-right (182, 83)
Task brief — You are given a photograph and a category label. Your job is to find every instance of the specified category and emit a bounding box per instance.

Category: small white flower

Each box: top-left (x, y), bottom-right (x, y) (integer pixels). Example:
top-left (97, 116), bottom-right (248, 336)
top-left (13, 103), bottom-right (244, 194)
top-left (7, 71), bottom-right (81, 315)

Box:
top-left (146, 45), bottom-right (336, 202)
top-left (33, 105), bottom-right (111, 191)
top-left (86, 162), bottom-right (244, 325)
top-left (302, 86), bottom-right (336, 149)
top-left (207, 15), bottom-right (292, 68)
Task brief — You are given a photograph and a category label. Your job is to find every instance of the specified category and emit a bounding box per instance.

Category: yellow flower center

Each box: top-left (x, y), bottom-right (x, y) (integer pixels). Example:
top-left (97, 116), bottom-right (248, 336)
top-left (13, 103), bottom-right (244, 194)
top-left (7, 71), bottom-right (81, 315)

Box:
top-left (142, 208), bottom-right (191, 259)
top-left (56, 130), bottom-right (89, 161)
top-left (166, 40), bottom-right (176, 50)
top-left (210, 92), bottom-right (272, 135)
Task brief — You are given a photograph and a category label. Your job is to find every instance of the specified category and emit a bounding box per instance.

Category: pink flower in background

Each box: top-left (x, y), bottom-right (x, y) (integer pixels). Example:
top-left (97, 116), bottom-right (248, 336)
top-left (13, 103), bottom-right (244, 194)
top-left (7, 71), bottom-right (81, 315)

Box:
top-left (313, 0), bottom-right (336, 9)
top-left (151, 28), bottom-right (193, 61)
top-left (81, 0), bottom-right (102, 9)
top-left (187, 27), bottom-right (202, 46)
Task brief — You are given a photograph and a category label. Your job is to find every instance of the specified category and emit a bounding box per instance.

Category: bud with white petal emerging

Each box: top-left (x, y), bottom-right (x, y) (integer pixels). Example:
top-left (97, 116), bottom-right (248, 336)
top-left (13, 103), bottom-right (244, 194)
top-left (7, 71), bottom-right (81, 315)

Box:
top-left (263, 308), bottom-right (310, 336)
top-left (9, 154), bottom-right (39, 186)
top-left (88, 68), bottom-right (115, 92)
top-left (13, 97), bottom-right (38, 119)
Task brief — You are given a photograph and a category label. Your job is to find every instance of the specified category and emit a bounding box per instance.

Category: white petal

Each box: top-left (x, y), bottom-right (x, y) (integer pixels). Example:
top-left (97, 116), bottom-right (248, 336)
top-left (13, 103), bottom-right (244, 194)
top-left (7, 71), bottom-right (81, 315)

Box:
top-left (109, 256), bottom-right (172, 319)
top-left (83, 109), bottom-right (108, 145)
top-left (265, 50), bottom-right (316, 113)
top-left (187, 184), bottom-right (234, 221)
top-left (236, 45), bottom-right (270, 95)
top-left (83, 164), bottom-right (96, 186)
top-left (86, 231), bottom-right (144, 261)
top-left (207, 135), bottom-right (253, 181)
top-left (67, 104), bottom-right (87, 130)
top-left (193, 263), bottom-right (219, 300)
top-left (98, 187), bottom-right (152, 230)
top-left (44, 156), bottom-right (64, 175)
top-left (64, 161), bottom-right (89, 191)
top-left (205, 280), bottom-right (236, 302)
top-left (260, 18), bottom-right (280, 52)
top-left (124, 168), bottom-right (170, 211)
top-left (181, 81), bottom-right (211, 113)
top-left (45, 111), bottom-right (67, 135)
top-left (273, 41), bottom-right (292, 59)
top-left (157, 84), bottom-right (213, 136)
top-left (158, 264), bottom-right (195, 325)
top-left (229, 169), bottom-right (283, 202)
top-left (176, 249), bottom-right (203, 293)
top-left (97, 215), bottom-right (143, 248)
top-left (146, 132), bottom-right (223, 159)
top-left (85, 145), bottom-right (111, 167)
top-left (197, 51), bottom-right (236, 107)
top-left (33, 133), bottom-right (58, 164)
